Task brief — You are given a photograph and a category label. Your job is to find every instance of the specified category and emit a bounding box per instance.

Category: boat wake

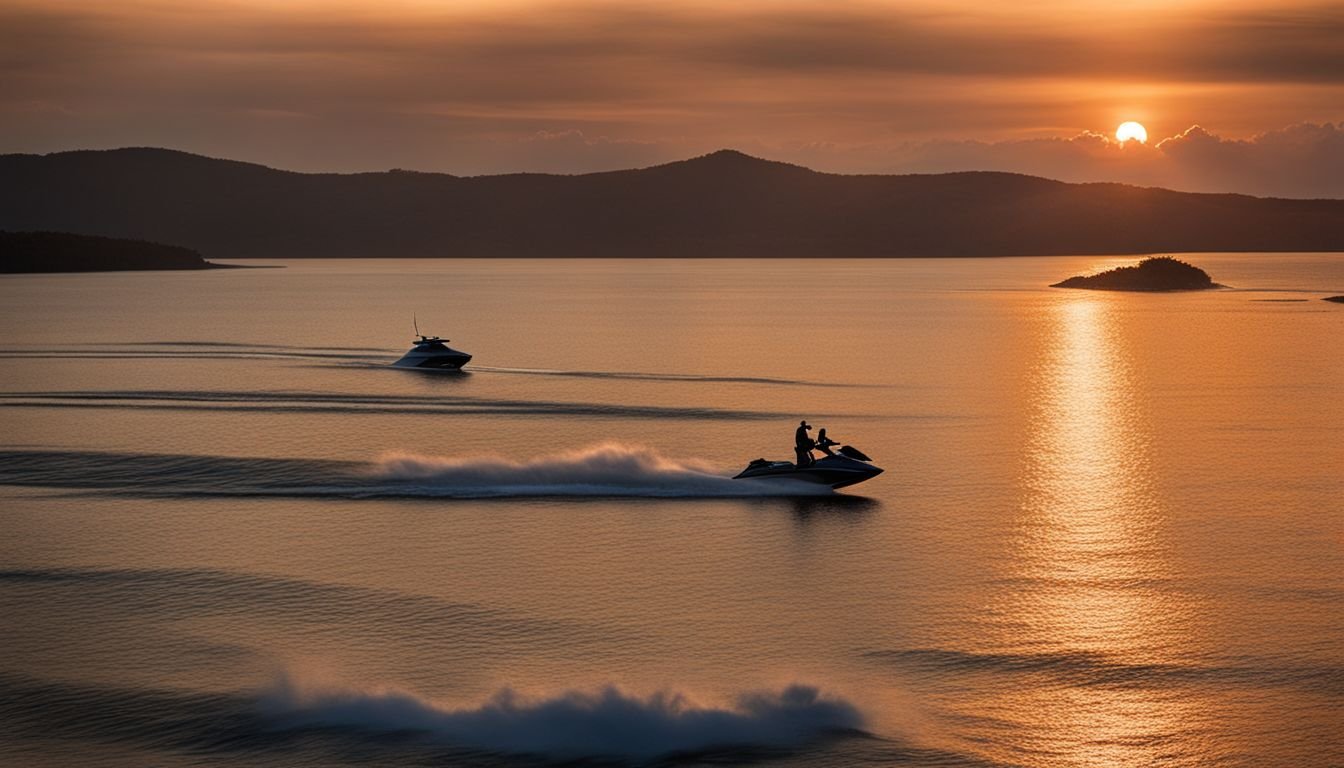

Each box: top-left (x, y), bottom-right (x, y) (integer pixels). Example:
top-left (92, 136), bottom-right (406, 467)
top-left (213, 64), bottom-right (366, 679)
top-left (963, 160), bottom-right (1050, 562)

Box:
top-left (0, 444), bottom-right (830, 499)
top-left (0, 342), bottom-right (870, 389)
top-left (369, 443), bottom-right (829, 498)
top-left (0, 341), bottom-right (389, 363)
top-left (468, 365), bottom-right (860, 387)
top-left (0, 389), bottom-right (779, 421)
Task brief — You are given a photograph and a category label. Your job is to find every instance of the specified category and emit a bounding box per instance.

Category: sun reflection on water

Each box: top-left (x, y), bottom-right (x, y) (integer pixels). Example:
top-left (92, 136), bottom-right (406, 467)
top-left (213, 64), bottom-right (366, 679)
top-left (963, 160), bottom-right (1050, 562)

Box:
top-left (1020, 297), bottom-right (1165, 595)
top-left (993, 295), bottom-right (1207, 766)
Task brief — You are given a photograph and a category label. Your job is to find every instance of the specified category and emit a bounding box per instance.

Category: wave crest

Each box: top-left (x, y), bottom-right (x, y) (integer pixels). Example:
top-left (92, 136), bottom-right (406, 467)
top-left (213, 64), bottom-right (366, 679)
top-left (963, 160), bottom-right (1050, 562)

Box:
top-left (265, 671), bottom-right (864, 759)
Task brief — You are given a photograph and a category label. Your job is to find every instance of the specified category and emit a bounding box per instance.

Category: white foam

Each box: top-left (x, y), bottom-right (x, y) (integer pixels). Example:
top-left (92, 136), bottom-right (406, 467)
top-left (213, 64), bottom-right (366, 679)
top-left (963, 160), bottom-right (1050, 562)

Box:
top-left (264, 671), bottom-right (863, 759)
top-left (368, 442), bottom-right (830, 497)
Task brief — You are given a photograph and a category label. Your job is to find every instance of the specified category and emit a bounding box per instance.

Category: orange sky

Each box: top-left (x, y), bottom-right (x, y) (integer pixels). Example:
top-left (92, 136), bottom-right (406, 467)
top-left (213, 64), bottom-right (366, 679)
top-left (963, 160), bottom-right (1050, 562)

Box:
top-left (2, 0), bottom-right (1341, 195)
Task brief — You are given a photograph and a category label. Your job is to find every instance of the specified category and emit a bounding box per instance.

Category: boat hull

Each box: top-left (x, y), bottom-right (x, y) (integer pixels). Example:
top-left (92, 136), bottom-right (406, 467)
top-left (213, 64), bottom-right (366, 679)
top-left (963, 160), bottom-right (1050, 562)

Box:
top-left (393, 351), bottom-right (472, 370)
top-left (733, 454), bottom-right (883, 490)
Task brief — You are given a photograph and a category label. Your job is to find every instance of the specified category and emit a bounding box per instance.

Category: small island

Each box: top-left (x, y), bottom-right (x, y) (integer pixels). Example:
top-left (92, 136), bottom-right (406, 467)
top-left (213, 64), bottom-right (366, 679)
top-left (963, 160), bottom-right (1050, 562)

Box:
top-left (1051, 256), bottom-right (1223, 291)
top-left (1, 230), bottom-right (228, 274)
top-left (1324, 296), bottom-right (1344, 303)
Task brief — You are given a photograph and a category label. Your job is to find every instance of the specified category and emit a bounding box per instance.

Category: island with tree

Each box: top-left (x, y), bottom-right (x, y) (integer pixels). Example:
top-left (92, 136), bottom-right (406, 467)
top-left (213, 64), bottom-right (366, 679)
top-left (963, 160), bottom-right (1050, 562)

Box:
top-left (1051, 256), bottom-right (1224, 291)
top-left (1, 230), bottom-right (227, 273)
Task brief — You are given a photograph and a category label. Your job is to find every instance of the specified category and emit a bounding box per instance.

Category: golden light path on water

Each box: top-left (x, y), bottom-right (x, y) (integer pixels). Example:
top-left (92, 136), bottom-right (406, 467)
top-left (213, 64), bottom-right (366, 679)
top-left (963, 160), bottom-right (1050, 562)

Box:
top-left (1001, 295), bottom-right (1205, 766)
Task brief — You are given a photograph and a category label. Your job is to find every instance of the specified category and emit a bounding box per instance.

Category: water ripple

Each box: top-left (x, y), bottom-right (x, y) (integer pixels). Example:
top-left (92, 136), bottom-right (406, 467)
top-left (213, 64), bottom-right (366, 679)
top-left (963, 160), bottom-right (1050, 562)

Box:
top-left (865, 648), bottom-right (1344, 695)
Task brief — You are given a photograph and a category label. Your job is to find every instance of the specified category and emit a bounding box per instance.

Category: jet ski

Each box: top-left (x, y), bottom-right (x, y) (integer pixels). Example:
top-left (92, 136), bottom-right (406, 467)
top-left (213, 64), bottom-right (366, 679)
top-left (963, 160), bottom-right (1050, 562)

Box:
top-left (393, 334), bottom-right (472, 370)
top-left (733, 445), bottom-right (883, 490)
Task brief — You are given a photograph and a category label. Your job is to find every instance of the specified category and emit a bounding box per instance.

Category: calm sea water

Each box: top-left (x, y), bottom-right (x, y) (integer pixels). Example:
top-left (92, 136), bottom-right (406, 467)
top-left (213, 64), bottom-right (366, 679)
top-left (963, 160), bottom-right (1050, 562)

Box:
top-left (1, 255), bottom-right (1341, 767)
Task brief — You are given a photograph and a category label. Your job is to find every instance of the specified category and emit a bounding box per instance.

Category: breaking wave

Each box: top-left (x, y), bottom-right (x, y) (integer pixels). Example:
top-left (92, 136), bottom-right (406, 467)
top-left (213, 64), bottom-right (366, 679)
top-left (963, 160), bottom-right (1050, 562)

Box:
top-left (370, 443), bottom-right (830, 497)
top-left (0, 670), bottom-right (870, 765)
top-left (264, 672), bottom-right (865, 760)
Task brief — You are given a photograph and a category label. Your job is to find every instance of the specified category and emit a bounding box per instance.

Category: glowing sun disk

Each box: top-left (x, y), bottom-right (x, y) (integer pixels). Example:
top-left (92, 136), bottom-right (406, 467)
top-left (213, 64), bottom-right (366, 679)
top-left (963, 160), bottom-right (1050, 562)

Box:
top-left (1116, 121), bottom-right (1148, 143)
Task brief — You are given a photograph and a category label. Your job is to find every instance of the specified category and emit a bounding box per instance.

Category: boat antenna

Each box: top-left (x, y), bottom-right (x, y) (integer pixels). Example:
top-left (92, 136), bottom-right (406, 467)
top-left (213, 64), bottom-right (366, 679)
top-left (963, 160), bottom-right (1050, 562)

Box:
top-left (413, 313), bottom-right (420, 338)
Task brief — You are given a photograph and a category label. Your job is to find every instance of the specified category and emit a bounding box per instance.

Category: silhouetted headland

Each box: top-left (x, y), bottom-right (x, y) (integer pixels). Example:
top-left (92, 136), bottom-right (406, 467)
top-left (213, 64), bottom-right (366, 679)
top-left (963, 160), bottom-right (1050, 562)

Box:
top-left (3, 148), bottom-right (1344, 258)
top-left (0, 230), bottom-right (229, 273)
top-left (1051, 256), bottom-right (1223, 291)
top-left (1325, 296), bottom-right (1344, 303)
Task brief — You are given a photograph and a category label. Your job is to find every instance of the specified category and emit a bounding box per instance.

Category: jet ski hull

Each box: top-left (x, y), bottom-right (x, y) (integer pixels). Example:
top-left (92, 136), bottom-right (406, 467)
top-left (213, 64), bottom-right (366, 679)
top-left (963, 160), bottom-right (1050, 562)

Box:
top-left (733, 454), bottom-right (883, 490)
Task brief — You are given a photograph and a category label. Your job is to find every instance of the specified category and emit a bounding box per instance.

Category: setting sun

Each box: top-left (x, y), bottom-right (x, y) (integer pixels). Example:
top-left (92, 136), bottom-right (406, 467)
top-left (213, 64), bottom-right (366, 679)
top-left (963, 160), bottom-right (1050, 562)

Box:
top-left (1116, 121), bottom-right (1148, 143)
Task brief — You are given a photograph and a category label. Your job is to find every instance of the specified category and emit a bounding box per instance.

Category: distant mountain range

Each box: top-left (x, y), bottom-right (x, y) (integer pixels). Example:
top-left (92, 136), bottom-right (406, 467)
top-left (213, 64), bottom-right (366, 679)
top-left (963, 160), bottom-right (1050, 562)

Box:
top-left (2, 148), bottom-right (1341, 258)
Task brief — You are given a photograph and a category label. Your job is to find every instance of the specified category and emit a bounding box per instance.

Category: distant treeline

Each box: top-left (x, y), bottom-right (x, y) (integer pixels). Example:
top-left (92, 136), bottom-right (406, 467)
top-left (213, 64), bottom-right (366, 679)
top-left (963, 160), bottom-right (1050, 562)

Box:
top-left (0, 230), bottom-right (213, 273)
top-left (2, 148), bottom-right (1343, 258)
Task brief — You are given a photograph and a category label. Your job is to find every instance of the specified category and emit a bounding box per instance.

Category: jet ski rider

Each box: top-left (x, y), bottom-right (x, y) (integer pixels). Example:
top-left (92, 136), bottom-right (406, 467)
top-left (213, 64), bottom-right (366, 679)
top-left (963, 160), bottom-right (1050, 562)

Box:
top-left (795, 420), bottom-right (815, 467)
top-left (815, 428), bottom-right (840, 457)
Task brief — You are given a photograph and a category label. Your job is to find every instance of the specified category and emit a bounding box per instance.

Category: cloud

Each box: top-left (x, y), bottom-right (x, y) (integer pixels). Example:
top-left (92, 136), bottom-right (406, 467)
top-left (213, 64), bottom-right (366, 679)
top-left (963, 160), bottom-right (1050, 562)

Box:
top-left (0, 0), bottom-right (1340, 191)
top-left (5, 1), bottom-right (1341, 87)
top-left (263, 671), bottom-right (865, 760)
top-left (842, 122), bottom-right (1344, 198)
top-left (1153, 123), bottom-right (1344, 196)
top-left (732, 122), bottom-right (1342, 198)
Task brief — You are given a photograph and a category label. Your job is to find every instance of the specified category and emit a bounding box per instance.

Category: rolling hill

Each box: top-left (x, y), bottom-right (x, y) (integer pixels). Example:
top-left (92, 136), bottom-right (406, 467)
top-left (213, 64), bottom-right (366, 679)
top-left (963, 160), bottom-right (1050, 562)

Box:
top-left (2, 148), bottom-right (1341, 258)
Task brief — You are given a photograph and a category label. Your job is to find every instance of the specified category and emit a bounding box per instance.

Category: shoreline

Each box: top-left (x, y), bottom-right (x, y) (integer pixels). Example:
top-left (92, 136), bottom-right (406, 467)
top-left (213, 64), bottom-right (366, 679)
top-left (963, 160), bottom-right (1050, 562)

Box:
top-left (0, 261), bottom-right (281, 275)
